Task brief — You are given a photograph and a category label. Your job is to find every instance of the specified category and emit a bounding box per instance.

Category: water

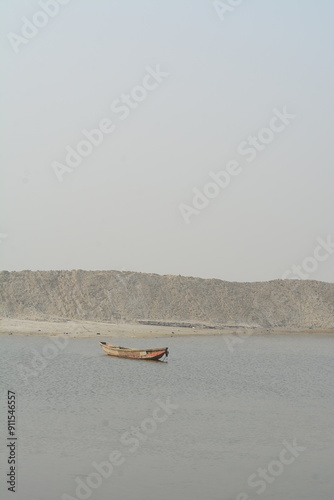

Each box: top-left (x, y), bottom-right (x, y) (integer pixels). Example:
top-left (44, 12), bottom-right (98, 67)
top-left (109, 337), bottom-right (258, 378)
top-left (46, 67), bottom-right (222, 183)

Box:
top-left (0, 334), bottom-right (333, 500)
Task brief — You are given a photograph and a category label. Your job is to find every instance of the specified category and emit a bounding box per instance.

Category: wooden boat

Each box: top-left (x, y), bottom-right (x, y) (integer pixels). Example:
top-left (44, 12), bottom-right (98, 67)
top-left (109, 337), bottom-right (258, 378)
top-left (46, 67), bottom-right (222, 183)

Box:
top-left (99, 341), bottom-right (168, 360)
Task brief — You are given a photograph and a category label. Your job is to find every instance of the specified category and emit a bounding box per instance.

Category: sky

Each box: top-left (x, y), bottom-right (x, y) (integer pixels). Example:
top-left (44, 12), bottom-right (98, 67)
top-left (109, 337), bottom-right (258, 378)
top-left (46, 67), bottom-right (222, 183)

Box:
top-left (1, 0), bottom-right (333, 282)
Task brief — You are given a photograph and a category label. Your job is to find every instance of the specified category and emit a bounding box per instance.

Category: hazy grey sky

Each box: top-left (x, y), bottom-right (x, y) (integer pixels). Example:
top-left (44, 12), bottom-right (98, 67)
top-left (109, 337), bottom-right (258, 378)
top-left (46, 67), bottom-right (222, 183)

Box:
top-left (1, 0), bottom-right (333, 282)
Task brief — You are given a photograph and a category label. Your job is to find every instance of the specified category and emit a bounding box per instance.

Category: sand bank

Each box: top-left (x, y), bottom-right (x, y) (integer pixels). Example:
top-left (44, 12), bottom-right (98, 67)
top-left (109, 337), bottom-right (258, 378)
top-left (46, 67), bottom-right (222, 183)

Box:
top-left (0, 318), bottom-right (333, 338)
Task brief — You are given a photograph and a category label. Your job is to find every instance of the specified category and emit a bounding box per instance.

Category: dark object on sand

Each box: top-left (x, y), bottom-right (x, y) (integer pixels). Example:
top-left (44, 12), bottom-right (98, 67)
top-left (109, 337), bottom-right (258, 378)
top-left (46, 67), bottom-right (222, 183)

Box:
top-left (99, 342), bottom-right (168, 360)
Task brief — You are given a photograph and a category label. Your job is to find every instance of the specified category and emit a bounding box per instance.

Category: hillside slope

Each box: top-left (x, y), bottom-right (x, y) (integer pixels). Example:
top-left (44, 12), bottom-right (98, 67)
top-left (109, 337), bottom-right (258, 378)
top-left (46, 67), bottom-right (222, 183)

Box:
top-left (0, 270), bottom-right (333, 330)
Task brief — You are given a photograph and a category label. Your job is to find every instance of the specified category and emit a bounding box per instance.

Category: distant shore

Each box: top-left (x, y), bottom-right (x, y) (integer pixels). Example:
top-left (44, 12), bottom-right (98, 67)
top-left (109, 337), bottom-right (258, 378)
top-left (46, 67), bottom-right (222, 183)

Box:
top-left (1, 318), bottom-right (333, 338)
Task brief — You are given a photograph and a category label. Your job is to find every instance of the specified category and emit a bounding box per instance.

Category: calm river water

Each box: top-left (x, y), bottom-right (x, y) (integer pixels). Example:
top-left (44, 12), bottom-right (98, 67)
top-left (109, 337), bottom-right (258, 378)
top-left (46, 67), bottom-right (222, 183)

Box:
top-left (0, 334), bottom-right (333, 500)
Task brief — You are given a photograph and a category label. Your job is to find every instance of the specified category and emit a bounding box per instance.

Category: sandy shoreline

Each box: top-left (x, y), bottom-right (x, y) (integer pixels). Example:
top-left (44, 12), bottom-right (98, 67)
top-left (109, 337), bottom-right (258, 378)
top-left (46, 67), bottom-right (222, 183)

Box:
top-left (0, 318), bottom-right (333, 338)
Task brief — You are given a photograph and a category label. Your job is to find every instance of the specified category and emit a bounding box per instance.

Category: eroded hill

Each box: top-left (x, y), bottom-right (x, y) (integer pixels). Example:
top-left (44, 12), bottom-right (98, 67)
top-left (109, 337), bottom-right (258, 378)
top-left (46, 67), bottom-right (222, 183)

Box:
top-left (0, 270), bottom-right (333, 330)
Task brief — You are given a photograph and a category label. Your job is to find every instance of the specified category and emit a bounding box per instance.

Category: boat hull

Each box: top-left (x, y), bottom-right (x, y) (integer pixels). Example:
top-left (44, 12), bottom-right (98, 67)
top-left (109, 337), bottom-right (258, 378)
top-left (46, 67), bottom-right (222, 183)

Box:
top-left (99, 342), bottom-right (168, 360)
